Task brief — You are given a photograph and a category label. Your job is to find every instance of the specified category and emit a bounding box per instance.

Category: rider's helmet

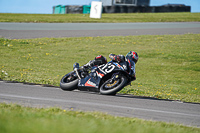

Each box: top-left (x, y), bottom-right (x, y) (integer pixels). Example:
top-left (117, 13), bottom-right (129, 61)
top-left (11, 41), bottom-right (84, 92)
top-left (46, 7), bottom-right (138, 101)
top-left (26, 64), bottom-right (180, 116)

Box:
top-left (126, 51), bottom-right (139, 64)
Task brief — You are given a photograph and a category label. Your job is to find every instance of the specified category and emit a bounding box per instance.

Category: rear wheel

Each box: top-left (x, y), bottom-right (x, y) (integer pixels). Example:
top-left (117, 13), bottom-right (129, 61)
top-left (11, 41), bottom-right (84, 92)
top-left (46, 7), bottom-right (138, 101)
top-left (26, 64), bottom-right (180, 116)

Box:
top-left (100, 74), bottom-right (127, 95)
top-left (60, 71), bottom-right (78, 91)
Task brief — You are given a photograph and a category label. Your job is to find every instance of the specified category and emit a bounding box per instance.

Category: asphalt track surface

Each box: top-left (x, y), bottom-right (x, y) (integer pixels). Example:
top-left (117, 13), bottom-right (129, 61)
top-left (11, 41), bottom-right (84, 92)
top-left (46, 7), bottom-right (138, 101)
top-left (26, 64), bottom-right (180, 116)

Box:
top-left (0, 22), bottom-right (200, 39)
top-left (0, 22), bottom-right (200, 127)
top-left (1, 81), bottom-right (200, 127)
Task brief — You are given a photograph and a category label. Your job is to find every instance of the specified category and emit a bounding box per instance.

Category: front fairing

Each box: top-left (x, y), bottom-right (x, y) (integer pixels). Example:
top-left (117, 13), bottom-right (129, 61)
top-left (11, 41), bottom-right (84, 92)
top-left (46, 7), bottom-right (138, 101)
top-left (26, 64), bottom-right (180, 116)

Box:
top-left (78, 66), bottom-right (102, 89)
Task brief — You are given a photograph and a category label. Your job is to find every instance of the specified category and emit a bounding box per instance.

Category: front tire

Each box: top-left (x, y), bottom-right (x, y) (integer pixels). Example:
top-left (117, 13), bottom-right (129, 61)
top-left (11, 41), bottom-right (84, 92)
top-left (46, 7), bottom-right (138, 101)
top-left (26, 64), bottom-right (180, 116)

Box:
top-left (100, 75), bottom-right (127, 95)
top-left (60, 71), bottom-right (78, 91)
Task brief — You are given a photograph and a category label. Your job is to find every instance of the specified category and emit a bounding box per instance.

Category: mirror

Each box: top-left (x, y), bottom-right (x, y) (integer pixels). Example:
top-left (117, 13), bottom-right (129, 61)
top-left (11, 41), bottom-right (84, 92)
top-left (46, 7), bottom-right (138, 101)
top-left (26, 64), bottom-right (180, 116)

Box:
top-left (73, 62), bottom-right (79, 69)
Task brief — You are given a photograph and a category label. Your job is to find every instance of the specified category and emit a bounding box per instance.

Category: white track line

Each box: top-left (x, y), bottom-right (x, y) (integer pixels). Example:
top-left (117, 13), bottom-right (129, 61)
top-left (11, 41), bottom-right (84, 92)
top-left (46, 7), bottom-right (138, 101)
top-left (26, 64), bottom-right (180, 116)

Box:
top-left (0, 93), bottom-right (199, 118)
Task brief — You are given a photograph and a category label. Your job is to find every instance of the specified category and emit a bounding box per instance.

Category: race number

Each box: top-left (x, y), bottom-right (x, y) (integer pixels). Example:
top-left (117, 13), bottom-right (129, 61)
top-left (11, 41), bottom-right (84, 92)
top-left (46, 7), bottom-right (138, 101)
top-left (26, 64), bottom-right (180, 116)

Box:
top-left (99, 63), bottom-right (115, 74)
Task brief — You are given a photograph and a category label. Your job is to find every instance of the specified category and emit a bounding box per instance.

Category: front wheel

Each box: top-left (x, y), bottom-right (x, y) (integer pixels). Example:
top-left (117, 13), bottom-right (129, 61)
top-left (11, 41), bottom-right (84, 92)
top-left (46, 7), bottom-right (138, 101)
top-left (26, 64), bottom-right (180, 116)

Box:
top-left (100, 74), bottom-right (127, 95)
top-left (60, 71), bottom-right (78, 91)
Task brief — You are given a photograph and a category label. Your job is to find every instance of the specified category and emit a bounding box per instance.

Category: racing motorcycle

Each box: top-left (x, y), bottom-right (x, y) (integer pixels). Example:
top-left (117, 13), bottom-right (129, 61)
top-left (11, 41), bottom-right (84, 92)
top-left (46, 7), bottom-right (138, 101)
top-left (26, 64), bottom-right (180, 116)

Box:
top-left (60, 60), bottom-right (135, 95)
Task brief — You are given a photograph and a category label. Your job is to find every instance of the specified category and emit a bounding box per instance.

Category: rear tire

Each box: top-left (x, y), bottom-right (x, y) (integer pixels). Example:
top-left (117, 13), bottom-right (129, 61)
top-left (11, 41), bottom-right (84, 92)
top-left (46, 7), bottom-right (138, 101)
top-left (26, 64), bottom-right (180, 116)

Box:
top-left (100, 75), bottom-right (127, 95)
top-left (60, 71), bottom-right (78, 91)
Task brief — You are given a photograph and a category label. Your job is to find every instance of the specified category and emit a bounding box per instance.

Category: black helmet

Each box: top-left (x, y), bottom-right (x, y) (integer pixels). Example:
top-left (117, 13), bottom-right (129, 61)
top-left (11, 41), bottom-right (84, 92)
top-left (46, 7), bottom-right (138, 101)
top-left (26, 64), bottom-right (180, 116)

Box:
top-left (126, 51), bottom-right (139, 64)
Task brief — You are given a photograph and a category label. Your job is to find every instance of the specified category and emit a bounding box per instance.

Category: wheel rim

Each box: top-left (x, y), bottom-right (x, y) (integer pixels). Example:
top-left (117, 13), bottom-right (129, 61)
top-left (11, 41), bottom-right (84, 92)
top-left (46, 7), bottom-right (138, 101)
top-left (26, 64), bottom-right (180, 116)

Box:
top-left (104, 79), bottom-right (120, 90)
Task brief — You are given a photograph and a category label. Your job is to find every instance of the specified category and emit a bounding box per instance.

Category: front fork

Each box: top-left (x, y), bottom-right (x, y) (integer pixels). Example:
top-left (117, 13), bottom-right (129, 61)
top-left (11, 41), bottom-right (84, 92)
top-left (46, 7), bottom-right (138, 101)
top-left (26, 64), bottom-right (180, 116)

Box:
top-left (74, 68), bottom-right (81, 79)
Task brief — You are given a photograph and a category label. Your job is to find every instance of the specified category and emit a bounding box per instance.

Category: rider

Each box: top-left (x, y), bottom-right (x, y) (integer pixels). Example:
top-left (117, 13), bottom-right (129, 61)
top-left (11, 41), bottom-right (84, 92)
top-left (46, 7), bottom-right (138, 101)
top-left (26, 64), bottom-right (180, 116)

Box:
top-left (109, 51), bottom-right (138, 80)
top-left (84, 51), bottom-right (139, 80)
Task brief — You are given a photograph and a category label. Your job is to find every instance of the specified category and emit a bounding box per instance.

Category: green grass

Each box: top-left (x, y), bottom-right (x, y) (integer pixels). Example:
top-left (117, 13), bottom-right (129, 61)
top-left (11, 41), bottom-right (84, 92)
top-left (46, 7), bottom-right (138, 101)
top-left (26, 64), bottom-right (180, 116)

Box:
top-left (0, 103), bottom-right (199, 133)
top-left (0, 34), bottom-right (200, 103)
top-left (0, 12), bottom-right (200, 23)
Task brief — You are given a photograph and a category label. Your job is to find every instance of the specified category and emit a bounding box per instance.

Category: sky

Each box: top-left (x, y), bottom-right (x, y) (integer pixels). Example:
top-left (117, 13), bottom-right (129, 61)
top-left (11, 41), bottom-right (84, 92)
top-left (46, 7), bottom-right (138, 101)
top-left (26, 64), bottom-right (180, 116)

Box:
top-left (0, 0), bottom-right (199, 14)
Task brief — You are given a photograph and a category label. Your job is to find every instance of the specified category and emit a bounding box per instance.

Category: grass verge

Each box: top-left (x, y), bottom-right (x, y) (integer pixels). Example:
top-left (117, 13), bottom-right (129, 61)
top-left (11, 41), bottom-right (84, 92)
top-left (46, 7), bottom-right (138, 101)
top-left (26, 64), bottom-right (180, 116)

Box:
top-left (0, 103), bottom-right (199, 133)
top-left (0, 34), bottom-right (200, 103)
top-left (0, 12), bottom-right (200, 23)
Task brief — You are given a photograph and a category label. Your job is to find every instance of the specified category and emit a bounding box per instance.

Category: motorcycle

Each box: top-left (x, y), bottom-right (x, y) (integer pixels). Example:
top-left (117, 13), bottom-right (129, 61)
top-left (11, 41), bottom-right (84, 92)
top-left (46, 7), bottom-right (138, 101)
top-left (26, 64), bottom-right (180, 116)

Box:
top-left (60, 60), bottom-right (135, 95)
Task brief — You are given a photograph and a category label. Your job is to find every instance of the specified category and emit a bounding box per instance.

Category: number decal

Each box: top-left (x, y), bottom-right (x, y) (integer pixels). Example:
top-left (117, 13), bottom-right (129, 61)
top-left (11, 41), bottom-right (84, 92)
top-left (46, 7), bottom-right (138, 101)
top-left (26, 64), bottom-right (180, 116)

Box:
top-left (94, 5), bottom-right (98, 14)
top-left (105, 64), bottom-right (115, 73)
top-left (99, 63), bottom-right (115, 74)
